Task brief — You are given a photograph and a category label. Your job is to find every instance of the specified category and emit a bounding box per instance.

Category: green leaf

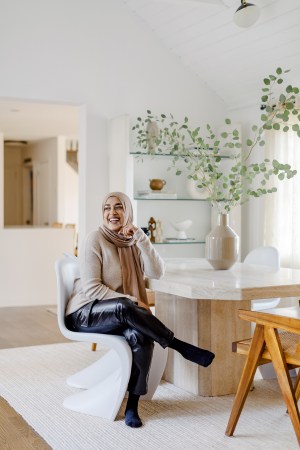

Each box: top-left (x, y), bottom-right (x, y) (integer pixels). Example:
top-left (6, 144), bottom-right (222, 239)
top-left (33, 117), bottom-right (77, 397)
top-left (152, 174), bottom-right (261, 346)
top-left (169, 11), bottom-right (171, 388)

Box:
top-left (276, 67), bottom-right (282, 74)
top-left (264, 78), bottom-right (270, 85)
top-left (279, 94), bottom-right (286, 103)
top-left (225, 118), bottom-right (231, 125)
top-left (263, 123), bottom-right (272, 130)
top-left (246, 139), bottom-right (253, 146)
top-left (292, 124), bottom-right (300, 131)
top-left (293, 87), bottom-right (299, 94)
top-left (286, 102), bottom-right (294, 110)
top-left (283, 126), bottom-right (289, 132)
top-left (273, 123), bottom-right (280, 130)
top-left (221, 132), bottom-right (228, 138)
top-left (176, 170), bottom-right (182, 175)
top-left (286, 85), bottom-right (293, 93)
top-left (261, 114), bottom-right (268, 121)
top-left (277, 79), bottom-right (283, 84)
top-left (261, 95), bottom-right (268, 102)
top-left (146, 110), bottom-right (152, 114)
top-left (278, 173), bottom-right (285, 180)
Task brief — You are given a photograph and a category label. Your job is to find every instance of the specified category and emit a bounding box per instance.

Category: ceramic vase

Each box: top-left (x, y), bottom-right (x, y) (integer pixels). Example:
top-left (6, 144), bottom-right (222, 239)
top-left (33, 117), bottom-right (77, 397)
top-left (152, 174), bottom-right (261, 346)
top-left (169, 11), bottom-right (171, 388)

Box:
top-left (205, 213), bottom-right (239, 270)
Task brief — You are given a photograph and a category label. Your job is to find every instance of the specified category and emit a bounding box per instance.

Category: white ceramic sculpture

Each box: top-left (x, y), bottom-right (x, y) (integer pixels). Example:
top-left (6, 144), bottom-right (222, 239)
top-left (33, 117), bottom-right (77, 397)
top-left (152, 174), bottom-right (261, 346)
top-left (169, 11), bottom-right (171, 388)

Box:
top-left (171, 219), bottom-right (192, 240)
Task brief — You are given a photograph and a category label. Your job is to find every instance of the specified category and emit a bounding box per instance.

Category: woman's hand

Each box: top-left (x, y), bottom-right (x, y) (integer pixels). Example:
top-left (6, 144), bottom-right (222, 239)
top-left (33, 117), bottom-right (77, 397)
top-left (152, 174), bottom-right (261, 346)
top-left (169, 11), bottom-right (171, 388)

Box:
top-left (119, 223), bottom-right (138, 237)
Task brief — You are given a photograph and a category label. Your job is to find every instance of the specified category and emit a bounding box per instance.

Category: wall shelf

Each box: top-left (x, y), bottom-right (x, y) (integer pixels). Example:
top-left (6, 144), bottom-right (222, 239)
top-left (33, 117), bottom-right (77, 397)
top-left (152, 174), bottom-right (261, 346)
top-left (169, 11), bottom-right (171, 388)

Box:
top-left (130, 151), bottom-right (230, 159)
top-left (134, 197), bottom-right (209, 201)
top-left (153, 240), bottom-right (205, 245)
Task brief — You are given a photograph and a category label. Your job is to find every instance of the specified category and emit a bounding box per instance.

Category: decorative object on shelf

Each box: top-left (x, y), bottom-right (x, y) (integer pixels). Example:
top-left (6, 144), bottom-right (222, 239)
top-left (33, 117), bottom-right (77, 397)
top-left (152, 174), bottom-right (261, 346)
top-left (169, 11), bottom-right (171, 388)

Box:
top-left (171, 219), bottom-right (192, 240)
top-left (149, 179), bottom-right (166, 191)
top-left (133, 68), bottom-right (300, 216)
top-left (155, 219), bottom-right (163, 243)
top-left (146, 121), bottom-right (159, 154)
top-left (205, 213), bottom-right (239, 270)
top-left (148, 217), bottom-right (156, 243)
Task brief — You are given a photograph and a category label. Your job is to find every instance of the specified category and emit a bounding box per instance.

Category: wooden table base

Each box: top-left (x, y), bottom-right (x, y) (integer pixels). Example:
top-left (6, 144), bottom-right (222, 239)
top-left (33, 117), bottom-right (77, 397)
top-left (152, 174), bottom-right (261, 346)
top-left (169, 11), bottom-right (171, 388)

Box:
top-left (155, 292), bottom-right (251, 396)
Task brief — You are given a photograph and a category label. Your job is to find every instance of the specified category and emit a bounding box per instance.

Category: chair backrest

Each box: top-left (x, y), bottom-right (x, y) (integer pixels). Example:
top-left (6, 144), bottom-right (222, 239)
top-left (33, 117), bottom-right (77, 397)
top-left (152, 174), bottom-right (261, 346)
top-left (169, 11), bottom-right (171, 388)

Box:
top-left (244, 246), bottom-right (280, 269)
top-left (244, 246), bottom-right (280, 310)
top-left (55, 255), bottom-right (80, 337)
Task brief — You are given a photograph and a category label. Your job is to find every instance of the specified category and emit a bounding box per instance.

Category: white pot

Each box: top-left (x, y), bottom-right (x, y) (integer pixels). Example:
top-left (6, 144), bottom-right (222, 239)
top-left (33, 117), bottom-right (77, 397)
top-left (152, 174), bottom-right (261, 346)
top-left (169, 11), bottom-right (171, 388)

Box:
top-left (205, 213), bottom-right (239, 270)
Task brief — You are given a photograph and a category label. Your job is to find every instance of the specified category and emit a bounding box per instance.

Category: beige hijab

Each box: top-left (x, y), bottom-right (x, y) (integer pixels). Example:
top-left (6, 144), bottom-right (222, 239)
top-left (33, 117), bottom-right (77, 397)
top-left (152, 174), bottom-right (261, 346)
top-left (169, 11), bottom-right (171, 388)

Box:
top-left (100, 192), bottom-right (148, 306)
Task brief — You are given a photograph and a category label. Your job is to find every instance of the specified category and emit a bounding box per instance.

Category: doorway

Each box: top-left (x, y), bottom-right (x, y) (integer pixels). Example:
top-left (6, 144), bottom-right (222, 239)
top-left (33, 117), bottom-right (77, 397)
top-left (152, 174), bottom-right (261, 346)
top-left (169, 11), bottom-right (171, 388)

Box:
top-left (1, 99), bottom-right (80, 228)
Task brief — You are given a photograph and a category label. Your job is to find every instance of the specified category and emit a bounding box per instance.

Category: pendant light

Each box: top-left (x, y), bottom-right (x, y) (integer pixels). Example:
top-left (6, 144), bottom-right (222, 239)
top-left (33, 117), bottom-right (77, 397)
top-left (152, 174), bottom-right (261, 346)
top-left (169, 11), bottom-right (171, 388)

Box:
top-left (234, 0), bottom-right (260, 28)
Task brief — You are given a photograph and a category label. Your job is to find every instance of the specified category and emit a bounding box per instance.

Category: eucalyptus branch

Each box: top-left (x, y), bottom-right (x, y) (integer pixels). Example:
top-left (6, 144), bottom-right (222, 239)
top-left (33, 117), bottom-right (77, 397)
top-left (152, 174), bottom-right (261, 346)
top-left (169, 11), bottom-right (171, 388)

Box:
top-left (132, 68), bottom-right (300, 214)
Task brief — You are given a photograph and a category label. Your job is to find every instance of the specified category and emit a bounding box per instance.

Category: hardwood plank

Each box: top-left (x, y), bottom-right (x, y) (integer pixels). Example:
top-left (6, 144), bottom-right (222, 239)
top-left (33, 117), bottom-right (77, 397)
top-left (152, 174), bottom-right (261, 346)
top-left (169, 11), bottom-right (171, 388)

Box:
top-left (0, 305), bottom-right (68, 349)
top-left (0, 397), bottom-right (51, 450)
top-left (0, 305), bottom-right (68, 448)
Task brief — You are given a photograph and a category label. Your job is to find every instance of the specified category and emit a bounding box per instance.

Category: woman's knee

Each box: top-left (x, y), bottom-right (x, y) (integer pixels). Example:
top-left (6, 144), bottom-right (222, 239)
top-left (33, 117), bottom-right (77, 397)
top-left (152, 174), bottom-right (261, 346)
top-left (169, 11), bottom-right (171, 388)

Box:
top-left (123, 327), bottom-right (154, 351)
top-left (116, 297), bottom-right (136, 316)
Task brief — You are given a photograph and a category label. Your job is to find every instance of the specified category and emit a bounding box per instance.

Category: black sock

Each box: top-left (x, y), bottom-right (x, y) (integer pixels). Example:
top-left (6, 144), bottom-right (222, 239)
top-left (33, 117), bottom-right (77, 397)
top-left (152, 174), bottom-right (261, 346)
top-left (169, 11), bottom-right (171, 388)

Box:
top-left (169, 337), bottom-right (215, 367)
top-left (125, 393), bottom-right (142, 428)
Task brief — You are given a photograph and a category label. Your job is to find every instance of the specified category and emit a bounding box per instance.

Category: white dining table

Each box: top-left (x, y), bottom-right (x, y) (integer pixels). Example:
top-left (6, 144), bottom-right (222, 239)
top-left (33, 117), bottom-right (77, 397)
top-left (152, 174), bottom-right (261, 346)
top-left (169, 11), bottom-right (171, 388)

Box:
top-left (146, 258), bottom-right (300, 397)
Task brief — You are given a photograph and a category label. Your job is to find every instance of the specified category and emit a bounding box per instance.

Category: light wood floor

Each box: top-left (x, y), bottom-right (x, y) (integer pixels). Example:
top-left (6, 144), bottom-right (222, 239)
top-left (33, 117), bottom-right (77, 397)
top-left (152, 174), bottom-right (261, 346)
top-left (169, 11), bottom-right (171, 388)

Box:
top-left (0, 305), bottom-right (68, 449)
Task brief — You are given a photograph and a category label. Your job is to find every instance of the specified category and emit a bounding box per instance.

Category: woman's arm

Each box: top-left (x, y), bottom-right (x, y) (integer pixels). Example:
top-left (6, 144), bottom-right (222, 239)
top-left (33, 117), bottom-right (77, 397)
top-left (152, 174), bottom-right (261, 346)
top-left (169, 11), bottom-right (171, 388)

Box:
top-left (133, 228), bottom-right (165, 279)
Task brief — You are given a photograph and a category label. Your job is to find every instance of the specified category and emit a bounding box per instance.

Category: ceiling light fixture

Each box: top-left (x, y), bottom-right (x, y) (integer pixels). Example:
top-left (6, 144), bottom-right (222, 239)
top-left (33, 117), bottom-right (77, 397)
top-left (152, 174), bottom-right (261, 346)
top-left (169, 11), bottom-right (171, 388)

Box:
top-left (234, 0), bottom-right (260, 28)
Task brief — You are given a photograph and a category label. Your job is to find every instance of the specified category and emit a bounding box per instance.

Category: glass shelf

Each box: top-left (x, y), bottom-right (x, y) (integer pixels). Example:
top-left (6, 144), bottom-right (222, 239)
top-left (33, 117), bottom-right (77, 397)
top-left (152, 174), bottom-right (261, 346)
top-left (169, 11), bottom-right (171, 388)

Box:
top-left (153, 240), bottom-right (205, 245)
top-left (130, 151), bottom-right (230, 159)
top-left (134, 197), bottom-right (209, 201)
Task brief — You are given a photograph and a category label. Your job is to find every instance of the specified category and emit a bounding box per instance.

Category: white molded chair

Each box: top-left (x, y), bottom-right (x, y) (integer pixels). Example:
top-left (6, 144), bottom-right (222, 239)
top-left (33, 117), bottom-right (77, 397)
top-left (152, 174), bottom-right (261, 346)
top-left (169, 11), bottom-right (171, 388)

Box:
top-left (244, 246), bottom-right (281, 311)
top-left (55, 254), bottom-right (168, 420)
top-left (244, 246), bottom-right (287, 380)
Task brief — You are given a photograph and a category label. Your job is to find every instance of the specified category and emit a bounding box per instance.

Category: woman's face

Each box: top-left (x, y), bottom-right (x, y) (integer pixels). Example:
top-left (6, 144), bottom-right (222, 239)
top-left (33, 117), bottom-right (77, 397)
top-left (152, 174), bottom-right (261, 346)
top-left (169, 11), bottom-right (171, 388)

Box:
top-left (103, 196), bottom-right (125, 232)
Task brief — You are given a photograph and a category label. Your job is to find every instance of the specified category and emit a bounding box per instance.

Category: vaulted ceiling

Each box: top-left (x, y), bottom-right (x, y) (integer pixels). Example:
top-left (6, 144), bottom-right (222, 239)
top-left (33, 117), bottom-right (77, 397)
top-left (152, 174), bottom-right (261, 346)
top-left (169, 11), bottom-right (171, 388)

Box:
top-left (122, 0), bottom-right (300, 110)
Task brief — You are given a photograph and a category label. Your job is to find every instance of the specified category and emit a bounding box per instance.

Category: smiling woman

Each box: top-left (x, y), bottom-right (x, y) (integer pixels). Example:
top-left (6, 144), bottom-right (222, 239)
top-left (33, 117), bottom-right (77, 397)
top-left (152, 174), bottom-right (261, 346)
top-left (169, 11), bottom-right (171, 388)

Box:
top-left (65, 190), bottom-right (215, 428)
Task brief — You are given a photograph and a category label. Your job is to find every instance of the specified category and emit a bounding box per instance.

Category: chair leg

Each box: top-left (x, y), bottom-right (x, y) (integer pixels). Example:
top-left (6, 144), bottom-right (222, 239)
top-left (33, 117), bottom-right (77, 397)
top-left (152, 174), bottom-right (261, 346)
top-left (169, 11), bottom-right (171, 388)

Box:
top-left (264, 327), bottom-right (300, 446)
top-left (294, 370), bottom-right (300, 403)
top-left (91, 343), bottom-right (97, 351)
top-left (64, 341), bottom-right (132, 420)
top-left (225, 324), bottom-right (265, 437)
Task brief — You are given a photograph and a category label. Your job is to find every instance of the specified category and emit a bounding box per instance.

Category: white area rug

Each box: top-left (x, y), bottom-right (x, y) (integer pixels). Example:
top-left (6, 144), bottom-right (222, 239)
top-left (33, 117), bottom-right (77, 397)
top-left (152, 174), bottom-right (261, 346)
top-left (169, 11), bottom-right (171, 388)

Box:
top-left (0, 342), bottom-right (298, 450)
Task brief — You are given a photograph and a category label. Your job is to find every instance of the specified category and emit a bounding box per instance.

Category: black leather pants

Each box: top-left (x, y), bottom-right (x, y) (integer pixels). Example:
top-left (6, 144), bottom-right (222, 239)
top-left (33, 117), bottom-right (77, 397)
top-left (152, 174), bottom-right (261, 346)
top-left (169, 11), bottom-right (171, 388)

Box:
top-left (65, 297), bottom-right (174, 395)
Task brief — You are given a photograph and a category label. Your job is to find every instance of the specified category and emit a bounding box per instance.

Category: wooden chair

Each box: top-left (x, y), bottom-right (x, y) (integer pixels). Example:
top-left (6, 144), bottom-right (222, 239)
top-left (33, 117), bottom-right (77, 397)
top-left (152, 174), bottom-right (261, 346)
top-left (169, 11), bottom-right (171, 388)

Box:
top-left (225, 307), bottom-right (300, 445)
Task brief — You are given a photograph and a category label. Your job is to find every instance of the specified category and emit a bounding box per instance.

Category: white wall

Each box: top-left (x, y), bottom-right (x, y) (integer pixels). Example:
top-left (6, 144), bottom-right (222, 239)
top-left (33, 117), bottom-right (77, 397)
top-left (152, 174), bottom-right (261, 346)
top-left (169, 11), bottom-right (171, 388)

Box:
top-left (228, 104), bottom-right (264, 260)
top-left (0, 0), bottom-right (226, 306)
top-left (0, 228), bottom-right (74, 306)
top-left (57, 136), bottom-right (79, 226)
top-left (24, 138), bottom-right (58, 225)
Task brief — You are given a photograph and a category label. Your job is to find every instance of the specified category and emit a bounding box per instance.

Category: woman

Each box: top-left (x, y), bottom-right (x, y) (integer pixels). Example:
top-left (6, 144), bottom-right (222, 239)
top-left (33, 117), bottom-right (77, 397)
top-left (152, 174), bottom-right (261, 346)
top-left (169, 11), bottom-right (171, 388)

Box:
top-left (65, 192), bottom-right (215, 428)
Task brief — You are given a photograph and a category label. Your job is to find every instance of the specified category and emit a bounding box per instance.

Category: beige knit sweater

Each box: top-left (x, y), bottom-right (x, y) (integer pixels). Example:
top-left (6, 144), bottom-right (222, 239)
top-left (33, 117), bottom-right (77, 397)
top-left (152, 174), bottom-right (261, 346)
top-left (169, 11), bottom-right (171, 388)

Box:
top-left (65, 228), bottom-right (165, 316)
